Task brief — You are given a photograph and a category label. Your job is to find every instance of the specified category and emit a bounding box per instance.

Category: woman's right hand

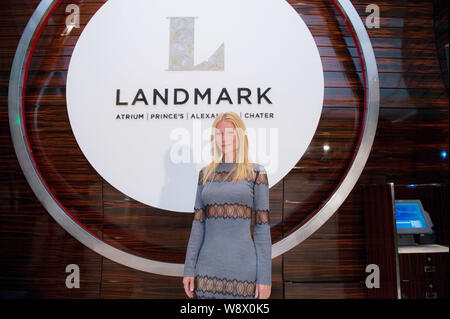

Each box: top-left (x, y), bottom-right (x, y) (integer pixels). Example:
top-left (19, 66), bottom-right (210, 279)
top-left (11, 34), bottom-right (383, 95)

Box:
top-left (183, 276), bottom-right (195, 298)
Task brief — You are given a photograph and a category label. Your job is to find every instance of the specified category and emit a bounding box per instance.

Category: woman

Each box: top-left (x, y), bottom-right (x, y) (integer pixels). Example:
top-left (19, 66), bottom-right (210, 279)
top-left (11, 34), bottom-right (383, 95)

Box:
top-left (182, 111), bottom-right (272, 299)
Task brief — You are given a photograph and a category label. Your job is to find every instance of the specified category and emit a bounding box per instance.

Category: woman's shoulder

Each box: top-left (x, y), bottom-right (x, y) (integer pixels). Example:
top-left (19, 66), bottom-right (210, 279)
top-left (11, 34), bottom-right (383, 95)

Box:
top-left (197, 166), bottom-right (207, 183)
top-left (252, 163), bottom-right (267, 173)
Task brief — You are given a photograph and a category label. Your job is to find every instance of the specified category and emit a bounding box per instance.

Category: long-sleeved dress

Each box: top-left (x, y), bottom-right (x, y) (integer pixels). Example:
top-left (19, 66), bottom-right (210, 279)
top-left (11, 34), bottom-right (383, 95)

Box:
top-left (183, 162), bottom-right (272, 299)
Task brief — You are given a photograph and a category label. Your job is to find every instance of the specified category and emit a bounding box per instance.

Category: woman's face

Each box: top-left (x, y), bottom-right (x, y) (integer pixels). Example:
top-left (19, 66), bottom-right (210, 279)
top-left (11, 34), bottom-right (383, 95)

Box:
top-left (215, 121), bottom-right (238, 160)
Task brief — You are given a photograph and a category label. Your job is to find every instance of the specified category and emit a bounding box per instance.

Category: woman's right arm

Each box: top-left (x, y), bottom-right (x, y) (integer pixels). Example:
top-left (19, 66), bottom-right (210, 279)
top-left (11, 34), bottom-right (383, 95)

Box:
top-left (183, 169), bottom-right (206, 278)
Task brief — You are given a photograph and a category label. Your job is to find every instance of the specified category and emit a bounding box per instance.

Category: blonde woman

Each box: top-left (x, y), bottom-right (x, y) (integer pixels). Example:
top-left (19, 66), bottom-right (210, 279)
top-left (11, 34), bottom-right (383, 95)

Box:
top-left (182, 111), bottom-right (272, 299)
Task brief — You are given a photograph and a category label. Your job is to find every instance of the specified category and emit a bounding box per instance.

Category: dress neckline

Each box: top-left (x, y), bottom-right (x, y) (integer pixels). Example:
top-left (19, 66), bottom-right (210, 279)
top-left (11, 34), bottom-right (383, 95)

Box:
top-left (213, 162), bottom-right (258, 174)
top-left (216, 162), bottom-right (234, 170)
top-left (216, 162), bottom-right (256, 168)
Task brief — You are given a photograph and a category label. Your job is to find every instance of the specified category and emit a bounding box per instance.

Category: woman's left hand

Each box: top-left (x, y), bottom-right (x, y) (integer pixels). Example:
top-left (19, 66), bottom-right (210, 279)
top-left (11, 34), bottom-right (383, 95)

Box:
top-left (254, 283), bottom-right (271, 299)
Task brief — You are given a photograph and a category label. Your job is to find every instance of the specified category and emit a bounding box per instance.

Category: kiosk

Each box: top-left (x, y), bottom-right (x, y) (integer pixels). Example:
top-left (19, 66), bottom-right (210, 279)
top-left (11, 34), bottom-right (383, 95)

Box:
top-left (395, 200), bottom-right (436, 246)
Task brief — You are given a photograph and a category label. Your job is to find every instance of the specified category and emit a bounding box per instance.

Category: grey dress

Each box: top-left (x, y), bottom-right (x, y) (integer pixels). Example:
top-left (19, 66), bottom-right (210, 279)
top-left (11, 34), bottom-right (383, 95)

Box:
top-left (183, 162), bottom-right (272, 299)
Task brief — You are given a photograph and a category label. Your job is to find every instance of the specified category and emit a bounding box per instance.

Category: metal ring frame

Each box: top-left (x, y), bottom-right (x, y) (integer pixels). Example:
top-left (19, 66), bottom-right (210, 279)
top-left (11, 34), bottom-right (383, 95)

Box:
top-left (8, 0), bottom-right (379, 277)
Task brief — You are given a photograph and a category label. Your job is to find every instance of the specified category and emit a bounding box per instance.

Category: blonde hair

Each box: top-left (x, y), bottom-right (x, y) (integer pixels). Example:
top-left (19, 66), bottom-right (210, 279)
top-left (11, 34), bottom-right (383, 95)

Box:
top-left (200, 112), bottom-right (255, 184)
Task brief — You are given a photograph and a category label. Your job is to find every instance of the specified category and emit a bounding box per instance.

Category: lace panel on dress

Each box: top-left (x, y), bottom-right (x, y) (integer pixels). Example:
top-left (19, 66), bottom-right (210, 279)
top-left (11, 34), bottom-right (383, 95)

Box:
top-left (255, 210), bottom-right (270, 224)
top-left (254, 169), bottom-right (270, 224)
top-left (206, 203), bottom-right (252, 220)
top-left (198, 170), bottom-right (204, 184)
top-left (203, 171), bottom-right (257, 183)
top-left (196, 275), bottom-right (256, 297)
top-left (193, 208), bottom-right (205, 222)
top-left (255, 170), bottom-right (268, 185)
top-left (198, 168), bottom-right (262, 184)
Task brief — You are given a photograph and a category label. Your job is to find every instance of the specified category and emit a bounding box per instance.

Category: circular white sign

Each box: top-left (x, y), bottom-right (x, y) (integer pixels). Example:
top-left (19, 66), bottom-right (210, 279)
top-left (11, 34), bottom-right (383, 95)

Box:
top-left (66, 0), bottom-right (324, 212)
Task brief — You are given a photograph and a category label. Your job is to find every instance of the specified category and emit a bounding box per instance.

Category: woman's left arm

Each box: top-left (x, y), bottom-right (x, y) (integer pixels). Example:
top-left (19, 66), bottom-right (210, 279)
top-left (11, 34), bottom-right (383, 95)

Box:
top-left (253, 165), bottom-right (272, 298)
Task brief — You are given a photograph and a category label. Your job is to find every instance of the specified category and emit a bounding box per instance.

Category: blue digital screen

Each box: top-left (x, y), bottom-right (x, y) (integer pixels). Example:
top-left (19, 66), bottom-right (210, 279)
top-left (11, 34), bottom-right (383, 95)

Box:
top-left (395, 202), bottom-right (428, 229)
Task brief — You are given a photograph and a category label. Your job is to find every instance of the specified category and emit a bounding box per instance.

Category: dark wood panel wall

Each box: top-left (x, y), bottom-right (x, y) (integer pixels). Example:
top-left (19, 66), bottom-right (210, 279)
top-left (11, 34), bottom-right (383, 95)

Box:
top-left (433, 0), bottom-right (449, 90)
top-left (362, 184), bottom-right (399, 299)
top-left (0, 0), bottom-right (448, 298)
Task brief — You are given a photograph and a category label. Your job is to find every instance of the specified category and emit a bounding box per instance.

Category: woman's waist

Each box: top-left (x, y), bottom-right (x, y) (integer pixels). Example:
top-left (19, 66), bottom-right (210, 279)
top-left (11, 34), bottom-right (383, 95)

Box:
top-left (202, 232), bottom-right (254, 249)
top-left (203, 232), bottom-right (253, 244)
top-left (198, 238), bottom-right (256, 263)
